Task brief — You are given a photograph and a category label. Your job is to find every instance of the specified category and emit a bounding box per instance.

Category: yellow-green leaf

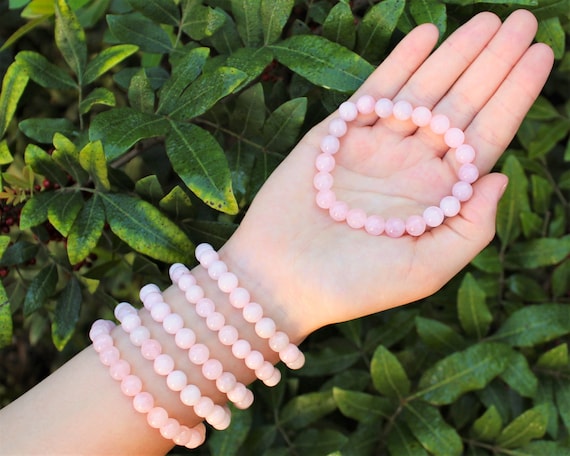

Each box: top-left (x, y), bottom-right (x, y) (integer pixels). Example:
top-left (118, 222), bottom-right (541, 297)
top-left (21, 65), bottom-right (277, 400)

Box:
top-left (79, 140), bottom-right (110, 191)
top-left (370, 345), bottom-right (410, 398)
top-left (54, 0), bottom-right (87, 82)
top-left (67, 194), bottom-right (105, 264)
top-left (0, 282), bottom-right (12, 348)
top-left (47, 190), bottom-right (84, 237)
top-left (496, 404), bottom-right (548, 448)
top-left (0, 61), bottom-right (29, 138)
top-left (457, 273), bottom-right (492, 339)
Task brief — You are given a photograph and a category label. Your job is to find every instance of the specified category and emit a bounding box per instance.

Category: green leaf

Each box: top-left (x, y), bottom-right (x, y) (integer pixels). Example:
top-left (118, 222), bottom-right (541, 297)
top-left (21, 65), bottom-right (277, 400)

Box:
top-left (207, 407), bottom-right (251, 456)
top-left (295, 429), bottom-right (349, 455)
top-left (47, 190), bottom-right (84, 237)
top-left (496, 404), bottom-right (548, 448)
top-left (231, 0), bottom-right (263, 47)
top-left (280, 391), bottom-right (337, 430)
top-left (23, 263), bottom-right (58, 316)
top-left (168, 66), bottom-right (247, 121)
top-left (107, 12), bottom-right (172, 54)
top-left (0, 140), bottom-right (14, 166)
top-left (24, 144), bottom-right (68, 185)
top-left (504, 236), bottom-right (570, 269)
top-left (298, 339), bottom-right (361, 377)
top-left (356, 0), bottom-right (405, 63)
top-left (51, 276), bottom-right (82, 350)
top-left (271, 35), bottom-right (374, 93)
top-left (79, 140), bottom-right (110, 191)
top-left (0, 241), bottom-right (38, 267)
top-left (333, 387), bottom-right (394, 422)
top-left (403, 401), bottom-right (463, 456)
top-left (552, 259), bottom-right (570, 297)
top-left (530, 175), bottom-right (553, 214)
top-left (471, 245), bottom-right (502, 273)
top-left (415, 316), bottom-right (466, 353)
top-left (126, 0), bottom-right (180, 25)
top-left (417, 342), bottom-right (512, 405)
top-left (180, 2), bottom-right (226, 41)
top-left (528, 119), bottom-right (570, 158)
top-left (409, 0), bottom-right (446, 37)
top-left (79, 87), bottom-right (115, 115)
top-left (15, 51), bottom-right (77, 89)
top-left (526, 96), bottom-right (561, 120)
top-left (52, 133), bottom-right (89, 184)
top-left (19, 190), bottom-right (61, 230)
top-left (261, 0), bottom-right (293, 45)
top-left (323, 2), bottom-right (356, 49)
top-left (166, 121), bottom-right (238, 214)
top-left (89, 107), bottom-right (171, 161)
top-left (470, 406), bottom-right (503, 441)
top-left (496, 154), bottom-right (529, 245)
top-left (507, 274), bottom-right (549, 302)
top-left (520, 441), bottom-right (570, 456)
top-left (225, 47), bottom-right (274, 88)
top-left (83, 44), bottom-right (139, 85)
top-left (499, 350), bottom-right (537, 398)
top-left (555, 380), bottom-right (570, 433)
top-left (159, 185), bottom-right (193, 218)
top-left (67, 194), bottom-right (105, 264)
top-left (0, 282), bottom-right (12, 349)
top-left (101, 193), bottom-right (193, 263)
top-left (0, 61), bottom-right (29, 138)
top-left (387, 422), bottom-right (430, 456)
top-left (370, 345), bottom-right (410, 398)
top-left (19, 118), bottom-right (77, 144)
top-left (54, 0), bottom-right (87, 83)
top-left (536, 343), bottom-right (568, 369)
top-left (262, 98), bottom-right (307, 155)
top-left (491, 303), bottom-right (570, 347)
top-left (457, 273), bottom-right (492, 339)
top-left (127, 69), bottom-right (154, 113)
top-left (536, 16), bottom-right (565, 60)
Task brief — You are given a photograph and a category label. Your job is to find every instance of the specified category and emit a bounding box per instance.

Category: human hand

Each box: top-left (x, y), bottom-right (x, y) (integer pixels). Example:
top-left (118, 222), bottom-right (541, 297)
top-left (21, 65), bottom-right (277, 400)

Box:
top-left (222, 10), bottom-right (554, 338)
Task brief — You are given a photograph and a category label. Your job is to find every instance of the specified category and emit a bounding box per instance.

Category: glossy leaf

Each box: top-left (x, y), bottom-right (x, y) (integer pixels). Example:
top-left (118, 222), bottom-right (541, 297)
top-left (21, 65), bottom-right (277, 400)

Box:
top-left (126, 0), bottom-right (180, 26)
top-left (505, 236), bottom-right (570, 269)
top-left (552, 259), bottom-right (570, 297)
top-left (295, 429), bottom-right (349, 455)
top-left (417, 342), bottom-right (512, 405)
top-left (457, 273), bottom-right (492, 339)
top-left (47, 190), bottom-right (84, 237)
top-left (83, 44), bottom-right (139, 85)
top-left (52, 276), bottom-right (82, 350)
top-left (536, 16), bottom-right (565, 59)
top-left (0, 283), bottom-right (11, 349)
top-left (180, 2), bottom-right (226, 41)
top-left (15, 51), bottom-right (77, 89)
top-left (298, 339), bottom-right (361, 377)
top-left (470, 406), bottom-right (503, 441)
top-left (499, 350), bottom-right (538, 398)
top-left (24, 144), bottom-right (68, 185)
top-left (19, 118), bottom-right (77, 144)
top-left (536, 343), bottom-right (568, 369)
top-left (0, 61), bottom-right (29, 138)
top-left (0, 241), bottom-right (38, 267)
top-left (496, 404), bottom-right (548, 448)
top-left (387, 422), bottom-right (430, 456)
top-left (89, 107), bottom-right (171, 161)
top-left (415, 317), bottom-right (466, 353)
top-left (555, 380), bottom-right (570, 433)
top-left (23, 263), bottom-right (58, 316)
top-left (67, 194), bottom-right (105, 264)
top-left (54, 0), bottom-right (87, 82)
top-left (166, 121), bottom-right (238, 214)
top-left (231, 0), bottom-right (263, 47)
top-left (471, 245), bottom-right (502, 273)
top-left (409, 0), bottom-right (446, 37)
top-left (333, 387), bottom-right (394, 422)
top-left (280, 391), bottom-right (336, 430)
top-left (52, 133), bottom-right (88, 184)
top-left (127, 69), bottom-right (154, 114)
top-left (107, 13), bottom-right (172, 54)
top-left (79, 141), bottom-right (110, 191)
top-left (261, 0), bottom-right (293, 45)
top-left (159, 185), bottom-right (193, 218)
top-left (230, 83), bottom-right (265, 138)
top-left (371, 345), bottom-right (410, 398)
top-left (263, 98), bottom-right (307, 154)
top-left (79, 87), bottom-right (115, 115)
top-left (323, 1), bottom-right (356, 49)
top-left (101, 193), bottom-right (193, 263)
top-left (208, 407), bottom-right (251, 456)
top-left (19, 190), bottom-right (61, 230)
top-left (225, 47), bottom-right (273, 89)
top-left (272, 35), bottom-right (374, 93)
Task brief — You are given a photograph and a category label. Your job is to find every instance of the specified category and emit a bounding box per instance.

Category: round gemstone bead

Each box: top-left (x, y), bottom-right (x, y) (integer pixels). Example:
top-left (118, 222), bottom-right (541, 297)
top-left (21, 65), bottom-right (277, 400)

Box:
top-left (121, 375), bottom-right (142, 396)
top-left (328, 118), bottom-right (347, 137)
top-left (364, 215), bottom-right (385, 235)
top-left (180, 385), bottom-right (201, 406)
top-left (202, 359), bottom-right (223, 380)
top-left (166, 370), bottom-right (187, 391)
top-left (154, 354), bottom-right (174, 376)
top-left (232, 339), bottom-right (251, 359)
top-left (356, 95), bottom-right (376, 114)
top-left (313, 171), bottom-right (334, 191)
top-left (229, 287), bottom-right (250, 308)
top-left (456, 144), bottom-right (476, 163)
top-left (133, 392), bottom-right (154, 413)
top-left (175, 328), bottom-right (196, 349)
top-left (320, 135), bottom-right (340, 154)
top-left (129, 325), bottom-right (150, 346)
top-left (458, 163), bottom-right (479, 184)
top-left (440, 196), bottom-right (461, 217)
top-left (444, 127), bottom-right (465, 148)
top-left (208, 260), bottom-right (227, 280)
top-left (430, 114), bottom-right (450, 135)
top-left (177, 274), bottom-right (196, 291)
top-left (185, 285), bottom-right (204, 303)
top-left (329, 201), bottom-right (349, 221)
top-left (423, 206), bottom-right (444, 228)
top-left (189, 344), bottom-right (209, 365)
top-left (392, 100), bottom-right (413, 120)
top-left (195, 298), bottom-right (215, 317)
top-left (255, 317), bottom-right (276, 339)
top-left (243, 302), bottom-right (263, 323)
top-left (206, 312), bottom-right (225, 331)
top-left (375, 98), bottom-right (393, 118)
top-left (315, 153), bottom-right (336, 172)
top-left (406, 215), bottom-right (427, 237)
top-left (316, 189), bottom-right (336, 209)
top-left (339, 101), bottom-right (358, 121)
top-left (346, 208), bottom-right (367, 229)
top-left (147, 407), bottom-right (169, 429)
top-left (141, 339), bottom-right (161, 360)
top-left (384, 217), bottom-right (406, 238)
top-left (218, 272), bottom-right (238, 292)
top-left (218, 325), bottom-right (239, 345)
top-left (411, 106), bottom-right (432, 127)
top-left (163, 313), bottom-right (184, 334)
top-left (452, 181), bottom-right (473, 202)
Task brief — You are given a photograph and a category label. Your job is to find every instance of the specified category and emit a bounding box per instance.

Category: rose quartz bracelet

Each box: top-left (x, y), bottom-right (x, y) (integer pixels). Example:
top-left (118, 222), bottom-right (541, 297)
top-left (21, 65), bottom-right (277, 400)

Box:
top-left (89, 319), bottom-right (206, 449)
top-left (193, 243), bottom-right (305, 370)
top-left (114, 300), bottom-right (232, 429)
top-left (314, 95), bottom-right (479, 237)
top-left (169, 264), bottom-right (282, 388)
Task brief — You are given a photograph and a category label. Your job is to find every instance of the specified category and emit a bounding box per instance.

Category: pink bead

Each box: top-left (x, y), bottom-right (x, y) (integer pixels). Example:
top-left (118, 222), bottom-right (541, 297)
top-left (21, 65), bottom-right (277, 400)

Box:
top-left (202, 359), bottom-right (223, 380)
top-left (93, 334), bottom-right (113, 353)
top-left (339, 101), bottom-right (358, 121)
top-left (177, 273), bottom-right (196, 291)
top-left (264, 369), bottom-right (282, 387)
top-left (430, 114), bottom-right (450, 135)
top-left (89, 319), bottom-right (113, 340)
top-left (207, 405), bottom-right (231, 430)
top-left (392, 100), bottom-right (413, 121)
top-left (114, 302), bottom-right (136, 321)
top-left (329, 201), bottom-right (349, 221)
top-left (160, 418), bottom-right (180, 440)
top-left (315, 153), bottom-right (336, 172)
top-left (328, 118), bottom-right (347, 137)
top-left (235, 389), bottom-right (254, 410)
top-left (197, 248), bottom-right (218, 268)
top-left (444, 127), bottom-right (465, 148)
top-left (208, 260), bottom-right (227, 280)
top-left (243, 302), bottom-right (263, 323)
top-left (129, 325), bottom-right (150, 346)
top-left (150, 301), bottom-right (170, 322)
top-left (194, 397), bottom-right (215, 418)
top-left (141, 292), bottom-right (162, 310)
top-left (375, 98), bottom-right (393, 118)
top-left (168, 264), bottom-right (188, 283)
top-left (280, 344), bottom-right (301, 365)
top-left (175, 327), bottom-right (196, 349)
top-left (346, 208), bottom-right (367, 229)
top-left (245, 351), bottom-right (265, 370)
top-left (206, 312), bottom-right (225, 331)
top-left (109, 359), bottom-right (131, 380)
top-left (411, 106), bottom-right (432, 127)
top-left (229, 287), bottom-right (250, 308)
top-left (287, 351), bottom-right (306, 370)
top-left (216, 372), bottom-right (237, 393)
top-left (456, 144), bottom-right (476, 163)
top-left (147, 407), bottom-right (169, 429)
top-left (121, 375), bottom-right (142, 396)
top-left (188, 343), bottom-right (209, 365)
top-left (440, 196), bottom-right (461, 217)
top-left (133, 392), bottom-right (154, 413)
top-left (227, 383), bottom-right (248, 403)
top-left (154, 354), bottom-right (174, 376)
top-left (173, 426), bottom-right (192, 446)
top-left (141, 339), bottom-right (162, 360)
top-left (219, 325), bottom-right (239, 345)
top-left (121, 313), bottom-right (141, 332)
top-left (166, 370), bottom-right (187, 391)
top-left (195, 242), bottom-right (213, 259)
top-left (269, 331), bottom-right (290, 352)
top-left (423, 206), bottom-right (445, 228)
top-left (163, 313), bottom-right (184, 334)
top-left (185, 284), bottom-right (204, 303)
top-left (180, 384), bottom-right (201, 406)
top-left (364, 215), bottom-right (385, 235)
top-left (320, 135), bottom-right (340, 154)
top-left (99, 347), bottom-right (120, 366)
top-left (255, 317), bottom-right (276, 339)
top-left (452, 181), bottom-right (473, 202)
top-left (218, 272), bottom-right (238, 293)
top-left (458, 163), bottom-right (479, 184)
top-left (356, 95), bottom-right (376, 114)
top-left (384, 217), bottom-right (406, 238)
top-left (406, 215), bottom-right (427, 237)
top-left (256, 362), bottom-right (276, 381)
top-left (232, 339), bottom-right (251, 359)
top-left (139, 283), bottom-right (160, 301)
top-left (313, 171), bottom-right (334, 191)
top-left (195, 297), bottom-right (215, 317)
top-left (185, 425), bottom-right (206, 449)
top-left (316, 189), bottom-right (336, 209)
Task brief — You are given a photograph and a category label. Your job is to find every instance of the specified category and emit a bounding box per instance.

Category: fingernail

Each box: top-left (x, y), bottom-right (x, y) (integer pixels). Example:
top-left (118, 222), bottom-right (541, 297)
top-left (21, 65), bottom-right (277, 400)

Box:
top-left (498, 177), bottom-right (509, 199)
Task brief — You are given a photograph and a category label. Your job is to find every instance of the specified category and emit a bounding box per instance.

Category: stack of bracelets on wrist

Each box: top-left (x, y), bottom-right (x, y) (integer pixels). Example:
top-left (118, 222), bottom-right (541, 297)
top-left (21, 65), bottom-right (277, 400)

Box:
top-left (89, 243), bottom-right (304, 449)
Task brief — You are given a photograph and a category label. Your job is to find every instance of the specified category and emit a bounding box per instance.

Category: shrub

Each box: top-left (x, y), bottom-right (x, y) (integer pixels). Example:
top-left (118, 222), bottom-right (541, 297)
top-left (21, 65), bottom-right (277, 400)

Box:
top-left (0, 0), bottom-right (569, 454)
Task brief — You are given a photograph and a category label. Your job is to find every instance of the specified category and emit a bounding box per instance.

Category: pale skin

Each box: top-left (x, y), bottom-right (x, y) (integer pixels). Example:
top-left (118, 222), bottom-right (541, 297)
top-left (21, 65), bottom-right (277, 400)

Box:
top-left (0, 10), bottom-right (554, 455)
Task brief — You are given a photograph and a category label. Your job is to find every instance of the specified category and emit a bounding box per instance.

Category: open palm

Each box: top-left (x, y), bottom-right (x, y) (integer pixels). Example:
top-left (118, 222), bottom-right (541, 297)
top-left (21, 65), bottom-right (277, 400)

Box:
top-left (223, 10), bottom-right (554, 337)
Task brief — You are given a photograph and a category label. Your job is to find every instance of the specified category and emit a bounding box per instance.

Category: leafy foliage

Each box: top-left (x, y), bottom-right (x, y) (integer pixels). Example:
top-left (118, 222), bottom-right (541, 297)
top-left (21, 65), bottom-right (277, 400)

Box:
top-left (0, 0), bottom-right (569, 454)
